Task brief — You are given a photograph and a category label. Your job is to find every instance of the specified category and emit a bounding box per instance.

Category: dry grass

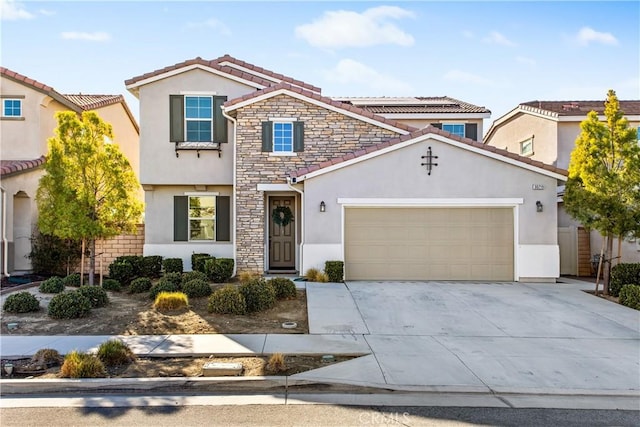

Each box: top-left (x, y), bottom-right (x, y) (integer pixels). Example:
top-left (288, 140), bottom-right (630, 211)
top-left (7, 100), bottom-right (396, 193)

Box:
top-left (154, 291), bottom-right (189, 311)
top-left (266, 353), bottom-right (287, 374)
top-left (60, 351), bottom-right (106, 378)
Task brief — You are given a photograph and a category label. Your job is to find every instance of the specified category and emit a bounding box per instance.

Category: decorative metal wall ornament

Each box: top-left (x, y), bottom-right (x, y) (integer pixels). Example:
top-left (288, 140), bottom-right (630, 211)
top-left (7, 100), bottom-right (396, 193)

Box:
top-left (421, 146), bottom-right (439, 175)
top-left (272, 206), bottom-right (294, 227)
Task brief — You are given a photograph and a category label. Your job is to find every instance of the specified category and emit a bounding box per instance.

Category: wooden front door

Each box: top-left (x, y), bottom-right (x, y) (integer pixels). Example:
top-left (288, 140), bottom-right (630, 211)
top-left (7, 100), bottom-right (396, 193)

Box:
top-left (269, 197), bottom-right (295, 270)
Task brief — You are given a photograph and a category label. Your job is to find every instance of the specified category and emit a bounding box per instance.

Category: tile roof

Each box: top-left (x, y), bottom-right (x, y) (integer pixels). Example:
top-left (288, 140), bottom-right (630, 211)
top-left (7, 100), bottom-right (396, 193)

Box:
top-left (0, 67), bottom-right (54, 93)
top-left (223, 82), bottom-right (417, 133)
top-left (520, 100), bottom-right (640, 116)
top-left (125, 55), bottom-right (321, 93)
top-left (289, 126), bottom-right (567, 179)
top-left (1, 156), bottom-right (46, 177)
top-left (335, 96), bottom-right (491, 114)
top-left (63, 94), bottom-right (125, 110)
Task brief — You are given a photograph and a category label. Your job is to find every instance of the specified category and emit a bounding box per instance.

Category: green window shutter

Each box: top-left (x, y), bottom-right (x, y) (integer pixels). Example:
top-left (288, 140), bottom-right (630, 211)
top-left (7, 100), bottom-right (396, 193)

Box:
top-left (174, 196), bottom-right (188, 241)
top-left (216, 196), bottom-right (231, 242)
top-left (261, 121), bottom-right (273, 152)
top-left (213, 96), bottom-right (228, 143)
top-left (170, 95), bottom-right (184, 142)
top-left (430, 123), bottom-right (442, 130)
top-left (293, 121), bottom-right (304, 152)
top-left (465, 123), bottom-right (478, 141)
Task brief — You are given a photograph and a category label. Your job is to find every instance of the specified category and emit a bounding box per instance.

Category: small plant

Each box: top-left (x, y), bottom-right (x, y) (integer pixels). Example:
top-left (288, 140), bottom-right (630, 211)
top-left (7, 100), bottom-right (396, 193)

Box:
top-left (32, 348), bottom-right (62, 365)
top-left (208, 285), bottom-right (247, 315)
top-left (183, 270), bottom-right (208, 283)
top-left (305, 268), bottom-right (321, 282)
top-left (48, 291), bottom-right (92, 319)
top-left (163, 271), bottom-right (184, 287)
top-left (149, 279), bottom-right (181, 300)
top-left (62, 273), bottom-right (82, 287)
top-left (60, 350), bottom-right (106, 378)
top-left (268, 277), bottom-right (297, 300)
top-left (108, 261), bottom-right (135, 286)
top-left (39, 276), bottom-right (65, 293)
top-left (205, 258), bottom-right (234, 283)
top-left (266, 353), bottom-right (287, 374)
top-left (77, 286), bottom-right (109, 308)
top-left (154, 291), bottom-right (189, 311)
top-left (610, 263), bottom-right (640, 297)
top-left (142, 255), bottom-right (163, 278)
top-left (97, 339), bottom-right (136, 366)
top-left (102, 278), bottom-right (122, 292)
top-left (163, 258), bottom-right (183, 274)
top-left (619, 284), bottom-right (640, 310)
top-left (325, 261), bottom-right (344, 283)
top-left (3, 291), bottom-right (40, 313)
top-left (130, 277), bottom-right (152, 293)
top-left (182, 279), bottom-right (212, 298)
top-left (239, 278), bottom-right (276, 313)
top-left (191, 253), bottom-right (212, 273)
top-left (238, 271), bottom-right (261, 283)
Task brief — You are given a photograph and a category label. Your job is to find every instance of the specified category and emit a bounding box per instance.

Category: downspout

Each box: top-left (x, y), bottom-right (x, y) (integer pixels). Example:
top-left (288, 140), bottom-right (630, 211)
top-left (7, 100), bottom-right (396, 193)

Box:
top-left (286, 178), bottom-right (304, 275)
top-left (1, 186), bottom-right (8, 277)
top-left (221, 108), bottom-right (238, 278)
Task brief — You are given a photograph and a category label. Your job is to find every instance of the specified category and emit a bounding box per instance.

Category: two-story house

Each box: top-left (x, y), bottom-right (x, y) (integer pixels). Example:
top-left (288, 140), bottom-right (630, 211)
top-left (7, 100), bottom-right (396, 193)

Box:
top-left (484, 100), bottom-right (640, 276)
top-left (126, 55), bottom-right (567, 282)
top-left (0, 67), bottom-right (140, 275)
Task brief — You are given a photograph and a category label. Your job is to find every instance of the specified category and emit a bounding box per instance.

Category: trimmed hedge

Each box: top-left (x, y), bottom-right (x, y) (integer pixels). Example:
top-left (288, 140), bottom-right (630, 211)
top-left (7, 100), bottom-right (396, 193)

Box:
top-left (182, 279), bottom-right (212, 298)
top-left (183, 270), bottom-right (208, 284)
top-left (205, 258), bottom-right (234, 283)
top-left (3, 291), bottom-right (40, 313)
top-left (129, 277), bottom-right (152, 293)
top-left (163, 258), bottom-right (183, 274)
top-left (325, 261), bottom-right (344, 283)
top-left (610, 263), bottom-right (640, 297)
top-left (63, 273), bottom-right (82, 288)
top-left (268, 277), bottom-right (297, 300)
top-left (208, 285), bottom-right (246, 315)
top-left (108, 262), bottom-right (135, 286)
top-left (149, 279), bottom-right (181, 300)
top-left (48, 291), bottom-right (91, 319)
top-left (191, 253), bottom-right (212, 274)
top-left (142, 256), bottom-right (163, 278)
top-left (239, 278), bottom-right (276, 313)
top-left (114, 256), bottom-right (144, 277)
top-left (39, 276), bottom-right (65, 294)
top-left (619, 284), bottom-right (640, 310)
top-left (77, 286), bottom-right (109, 308)
top-left (163, 272), bottom-right (184, 287)
top-left (102, 278), bottom-right (122, 292)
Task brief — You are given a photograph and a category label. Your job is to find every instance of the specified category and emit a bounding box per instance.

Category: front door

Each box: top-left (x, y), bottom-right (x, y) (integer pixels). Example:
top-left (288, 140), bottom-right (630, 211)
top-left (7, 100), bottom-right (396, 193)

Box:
top-left (269, 197), bottom-right (295, 270)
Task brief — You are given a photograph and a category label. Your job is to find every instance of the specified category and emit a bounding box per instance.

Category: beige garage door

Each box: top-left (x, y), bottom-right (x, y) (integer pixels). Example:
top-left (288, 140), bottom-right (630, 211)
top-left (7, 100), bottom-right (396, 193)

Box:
top-left (345, 207), bottom-right (514, 281)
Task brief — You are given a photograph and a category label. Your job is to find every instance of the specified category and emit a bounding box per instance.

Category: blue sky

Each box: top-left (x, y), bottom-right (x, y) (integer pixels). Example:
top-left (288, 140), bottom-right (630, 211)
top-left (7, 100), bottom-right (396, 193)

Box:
top-left (2, 1), bottom-right (638, 132)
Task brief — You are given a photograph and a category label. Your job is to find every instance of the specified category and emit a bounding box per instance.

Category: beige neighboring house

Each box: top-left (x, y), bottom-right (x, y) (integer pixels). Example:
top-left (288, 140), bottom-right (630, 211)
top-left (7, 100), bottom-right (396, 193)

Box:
top-left (484, 100), bottom-right (640, 276)
top-left (0, 67), bottom-right (140, 275)
top-left (126, 55), bottom-right (566, 282)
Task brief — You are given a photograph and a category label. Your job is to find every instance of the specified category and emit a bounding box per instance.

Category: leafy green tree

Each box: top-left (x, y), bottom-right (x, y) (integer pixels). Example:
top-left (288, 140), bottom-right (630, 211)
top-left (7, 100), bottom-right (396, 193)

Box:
top-left (564, 90), bottom-right (640, 294)
top-left (36, 111), bottom-right (142, 285)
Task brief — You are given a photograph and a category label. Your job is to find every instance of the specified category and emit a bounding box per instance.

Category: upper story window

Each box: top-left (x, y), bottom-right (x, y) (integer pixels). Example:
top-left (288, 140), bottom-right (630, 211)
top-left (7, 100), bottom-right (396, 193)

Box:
top-left (185, 96), bottom-right (212, 142)
top-left (169, 95), bottom-right (227, 145)
top-left (2, 99), bottom-right (22, 118)
top-left (261, 120), bottom-right (304, 154)
top-left (431, 122), bottom-right (478, 141)
top-left (520, 136), bottom-right (534, 156)
top-left (442, 123), bottom-right (465, 138)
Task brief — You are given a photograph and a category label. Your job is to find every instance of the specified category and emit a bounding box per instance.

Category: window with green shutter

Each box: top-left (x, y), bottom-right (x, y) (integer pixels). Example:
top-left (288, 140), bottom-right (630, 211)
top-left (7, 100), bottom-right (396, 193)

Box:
top-left (173, 195), bottom-right (230, 242)
top-left (170, 95), bottom-right (228, 144)
top-left (261, 120), bottom-right (304, 153)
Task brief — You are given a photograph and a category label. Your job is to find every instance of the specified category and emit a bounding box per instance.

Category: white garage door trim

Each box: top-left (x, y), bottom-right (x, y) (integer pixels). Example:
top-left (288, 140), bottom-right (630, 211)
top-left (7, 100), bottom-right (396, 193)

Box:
top-left (338, 198), bottom-right (523, 281)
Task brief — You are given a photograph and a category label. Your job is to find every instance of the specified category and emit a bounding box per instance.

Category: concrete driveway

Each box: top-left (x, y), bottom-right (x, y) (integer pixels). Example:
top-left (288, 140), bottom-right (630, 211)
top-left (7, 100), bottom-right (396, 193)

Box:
top-left (297, 280), bottom-right (640, 397)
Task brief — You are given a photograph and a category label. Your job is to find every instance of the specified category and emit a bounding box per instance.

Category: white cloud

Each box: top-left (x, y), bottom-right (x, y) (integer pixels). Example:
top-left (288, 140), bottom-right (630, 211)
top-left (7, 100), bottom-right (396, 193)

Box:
top-left (295, 6), bottom-right (415, 49)
top-left (482, 31), bottom-right (516, 47)
top-left (326, 59), bottom-right (412, 93)
top-left (576, 26), bottom-right (618, 46)
top-left (186, 18), bottom-right (231, 36)
top-left (0, 0), bottom-right (34, 20)
top-left (516, 56), bottom-right (536, 66)
top-left (61, 31), bottom-right (111, 42)
top-left (38, 9), bottom-right (55, 16)
top-left (443, 69), bottom-right (493, 86)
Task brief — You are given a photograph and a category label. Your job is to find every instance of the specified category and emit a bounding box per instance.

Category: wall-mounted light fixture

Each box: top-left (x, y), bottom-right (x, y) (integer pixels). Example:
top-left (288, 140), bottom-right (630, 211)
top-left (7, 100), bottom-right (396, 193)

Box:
top-left (320, 201), bottom-right (326, 212)
top-left (536, 201), bottom-right (543, 212)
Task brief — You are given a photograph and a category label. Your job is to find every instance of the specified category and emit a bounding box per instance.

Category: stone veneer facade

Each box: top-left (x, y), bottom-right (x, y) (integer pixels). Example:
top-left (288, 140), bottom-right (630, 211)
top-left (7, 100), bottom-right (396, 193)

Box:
top-left (232, 94), bottom-right (401, 273)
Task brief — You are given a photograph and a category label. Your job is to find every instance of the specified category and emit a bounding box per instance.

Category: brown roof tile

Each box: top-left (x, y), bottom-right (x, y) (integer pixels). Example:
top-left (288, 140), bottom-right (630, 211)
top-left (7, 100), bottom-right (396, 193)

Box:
top-left (1, 67), bottom-right (53, 92)
top-left (63, 94), bottom-right (125, 110)
top-left (521, 100), bottom-right (640, 116)
top-left (1, 156), bottom-right (46, 177)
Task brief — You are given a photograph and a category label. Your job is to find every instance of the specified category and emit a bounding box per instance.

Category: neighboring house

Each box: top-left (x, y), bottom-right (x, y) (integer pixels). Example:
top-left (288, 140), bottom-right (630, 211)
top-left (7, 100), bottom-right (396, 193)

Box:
top-left (126, 55), bottom-right (566, 282)
top-left (484, 100), bottom-right (640, 275)
top-left (0, 67), bottom-right (140, 275)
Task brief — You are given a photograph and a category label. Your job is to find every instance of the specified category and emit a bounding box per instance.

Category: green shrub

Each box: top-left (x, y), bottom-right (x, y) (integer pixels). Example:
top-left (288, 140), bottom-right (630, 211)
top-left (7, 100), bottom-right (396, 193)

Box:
top-left (163, 272), bottom-right (184, 287)
top-left (191, 253), bottom-right (213, 273)
top-left (268, 277), bottom-right (297, 300)
top-left (63, 273), bottom-right (82, 288)
top-left (60, 350), bottom-right (106, 378)
top-left (619, 284), bottom-right (640, 310)
top-left (182, 279), bottom-right (212, 298)
top-left (142, 255), bottom-right (163, 278)
top-left (39, 276), bottom-right (65, 294)
top-left (149, 279), bottom-right (180, 300)
top-left (102, 278), bottom-right (122, 292)
top-left (325, 261), bottom-right (344, 283)
top-left (77, 286), bottom-right (109, 308)
top-left (48, 291), bottom-right (91, 319)
top-left (108, 262), bottom-right (134, 286)
top-left (97, 339), bottom-right (136, 366)
top-left (183, 270), bottom-right (208, 283)
top-left (610, 263), bottom-right (640, 297)
top-left (208, 285), bottom-right (247, 315)
top-left (113, 255), bottom-right (144, 277)
top-left (239, 278), bottom-right (276, 313)
top-left (154, 291), bottom-right (189, 310)
top-left (3, 292), bottom-right (40, 313)
top-left (129, 277), bottom-right (152, 293)
top-left (32, 348), bottom-right (62, 365)
top-left (163, 258), bottom-right (183, 274)
top-left (205, 258), bottom-right (234, 283)
top-left (28, 232), bottom-right (82, 277)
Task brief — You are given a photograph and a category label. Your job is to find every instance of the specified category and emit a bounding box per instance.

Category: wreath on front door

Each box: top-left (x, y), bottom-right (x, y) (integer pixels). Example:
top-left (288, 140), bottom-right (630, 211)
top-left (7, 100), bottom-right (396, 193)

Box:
top-left (272, 206), bottom-right (293, 227)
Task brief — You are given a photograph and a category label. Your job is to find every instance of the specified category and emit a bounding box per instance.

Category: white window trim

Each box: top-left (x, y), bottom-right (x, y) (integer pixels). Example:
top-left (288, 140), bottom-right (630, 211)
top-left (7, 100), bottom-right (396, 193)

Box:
top-left (520, 136), bottom-right (534, 156)
top-left (2, 98), bottom-right (23, 118)
top-left (184, 96), bottom-right (213, 143)
top-left (187, 194), bottom-right (217, 242)
top-left (272, 120), bottom-right (295, 153)
top-left (180, 91), bottom-right (218, 95)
